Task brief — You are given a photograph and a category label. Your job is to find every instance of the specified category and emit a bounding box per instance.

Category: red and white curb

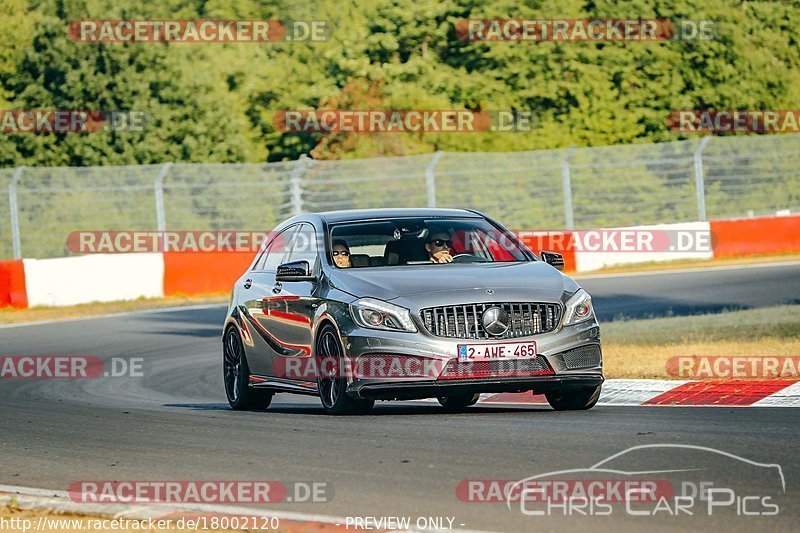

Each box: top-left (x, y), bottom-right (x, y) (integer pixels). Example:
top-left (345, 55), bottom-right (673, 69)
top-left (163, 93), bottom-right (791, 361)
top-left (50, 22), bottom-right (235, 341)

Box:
top-left (475, 379), bottom-right (800, 407)
top-left (0, 485), bottom-right (491, 533)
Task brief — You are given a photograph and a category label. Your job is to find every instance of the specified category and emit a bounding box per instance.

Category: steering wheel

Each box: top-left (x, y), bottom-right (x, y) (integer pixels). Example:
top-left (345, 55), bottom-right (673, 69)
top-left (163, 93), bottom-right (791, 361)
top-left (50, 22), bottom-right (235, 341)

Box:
top-left (450, 253), bottom-right (483, 263)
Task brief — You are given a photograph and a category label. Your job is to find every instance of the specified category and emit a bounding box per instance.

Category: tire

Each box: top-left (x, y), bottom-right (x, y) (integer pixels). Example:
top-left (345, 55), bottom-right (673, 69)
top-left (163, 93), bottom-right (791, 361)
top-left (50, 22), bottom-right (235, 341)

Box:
top-left (545, 385), bottom-right (602, 411)
top-left (437, 392), bottom-right (480, 412)
top-left (223, 326), bottom-right (273, 411)
top-left (316, 324), bottom-right (374, 415)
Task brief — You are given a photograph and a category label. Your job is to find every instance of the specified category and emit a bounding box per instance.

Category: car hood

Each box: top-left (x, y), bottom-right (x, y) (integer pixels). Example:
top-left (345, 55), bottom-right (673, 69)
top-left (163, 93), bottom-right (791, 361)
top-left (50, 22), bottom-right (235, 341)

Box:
top-left (329, 261), bottom-right (579, 309)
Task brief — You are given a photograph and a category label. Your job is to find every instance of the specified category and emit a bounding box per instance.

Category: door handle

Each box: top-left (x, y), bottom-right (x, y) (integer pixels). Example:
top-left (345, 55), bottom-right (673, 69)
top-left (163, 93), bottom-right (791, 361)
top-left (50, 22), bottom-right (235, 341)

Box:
top-left (272, 282), bottom-right (283, 294)
top-left (243, 278), bottom-right (252, 289)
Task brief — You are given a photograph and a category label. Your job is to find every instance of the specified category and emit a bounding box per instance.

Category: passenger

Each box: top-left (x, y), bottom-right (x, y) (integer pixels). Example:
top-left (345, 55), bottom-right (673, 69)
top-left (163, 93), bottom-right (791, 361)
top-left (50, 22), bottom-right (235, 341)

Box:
top-left (332, 239), bottom-right (352, 268)
top-left (426, 232), bottom-right (453, 264)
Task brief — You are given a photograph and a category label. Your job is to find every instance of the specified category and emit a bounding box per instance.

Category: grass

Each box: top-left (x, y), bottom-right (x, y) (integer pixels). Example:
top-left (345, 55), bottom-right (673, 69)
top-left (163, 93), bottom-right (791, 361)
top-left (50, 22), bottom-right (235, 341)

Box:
top-left (602, 305), bottom-right (800, 379)
top-left (0, 293), bottom-right (228, 325)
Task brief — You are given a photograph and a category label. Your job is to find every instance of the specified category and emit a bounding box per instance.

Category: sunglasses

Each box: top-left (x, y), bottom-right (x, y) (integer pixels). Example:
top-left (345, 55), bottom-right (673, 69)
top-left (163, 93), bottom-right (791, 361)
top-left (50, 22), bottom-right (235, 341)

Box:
top-left (332, 250), bottom-right (350, 257)
top-left (430, 239), bottom-right (452, 247)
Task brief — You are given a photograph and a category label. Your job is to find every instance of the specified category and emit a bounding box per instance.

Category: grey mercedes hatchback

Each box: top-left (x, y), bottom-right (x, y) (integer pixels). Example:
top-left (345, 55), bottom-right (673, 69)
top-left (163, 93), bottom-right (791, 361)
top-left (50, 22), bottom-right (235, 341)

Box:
top-left (223, 208), bottom-right (603, 415)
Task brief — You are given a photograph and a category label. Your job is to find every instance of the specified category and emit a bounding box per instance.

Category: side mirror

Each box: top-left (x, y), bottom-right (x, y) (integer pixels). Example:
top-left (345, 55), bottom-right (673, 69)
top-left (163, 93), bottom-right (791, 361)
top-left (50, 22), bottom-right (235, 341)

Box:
top-left (275, 260), bottom-right (316, 282)
top-left (540, 251), bottom-right (565, 271)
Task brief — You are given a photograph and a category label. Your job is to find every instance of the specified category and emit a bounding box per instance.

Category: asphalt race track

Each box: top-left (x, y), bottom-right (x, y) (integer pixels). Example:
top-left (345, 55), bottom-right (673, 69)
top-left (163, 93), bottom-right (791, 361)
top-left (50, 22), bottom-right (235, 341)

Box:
top-left (579, 261), bottom-right (800, 320)
top-left (2, 262), bottom-right (799, 532)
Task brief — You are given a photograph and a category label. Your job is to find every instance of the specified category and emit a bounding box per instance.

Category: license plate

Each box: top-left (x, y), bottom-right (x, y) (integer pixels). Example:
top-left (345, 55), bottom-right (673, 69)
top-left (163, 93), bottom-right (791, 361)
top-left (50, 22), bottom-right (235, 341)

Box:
top-left (457, 341), bottom-right (537, 362)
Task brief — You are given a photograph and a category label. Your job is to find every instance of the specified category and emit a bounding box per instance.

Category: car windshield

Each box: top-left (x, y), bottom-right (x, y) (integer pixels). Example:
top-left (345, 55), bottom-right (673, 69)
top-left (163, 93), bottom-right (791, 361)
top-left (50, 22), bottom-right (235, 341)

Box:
top-left (329, 217), bottom-right (530, 268)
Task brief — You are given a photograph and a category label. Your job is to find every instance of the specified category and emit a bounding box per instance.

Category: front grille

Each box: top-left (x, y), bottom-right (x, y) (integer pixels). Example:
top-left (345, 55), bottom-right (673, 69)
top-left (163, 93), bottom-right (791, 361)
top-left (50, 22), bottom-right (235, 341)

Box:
top-left (421, 302), bottom-right (561, 339)
top-left (439, 357), bottom-right (553, 380)
top-left (562, 345), bottom-right (602, 370)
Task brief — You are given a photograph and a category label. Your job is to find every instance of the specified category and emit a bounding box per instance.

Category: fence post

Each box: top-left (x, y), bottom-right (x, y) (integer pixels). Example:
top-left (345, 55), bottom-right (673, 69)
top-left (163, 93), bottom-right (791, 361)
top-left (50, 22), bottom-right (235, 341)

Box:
top-left (693, 136), bottom-right (711, 221)
top-left (561, 148), bottom-right (575, 230)
top-left (290, 154), bottom-right (309, 216)
top-left (425, 151), bottom-right (444, 208)
top-left (9, 166), bottom-right (24, 259)
top-left (154, 163), bottom-right (172, 237)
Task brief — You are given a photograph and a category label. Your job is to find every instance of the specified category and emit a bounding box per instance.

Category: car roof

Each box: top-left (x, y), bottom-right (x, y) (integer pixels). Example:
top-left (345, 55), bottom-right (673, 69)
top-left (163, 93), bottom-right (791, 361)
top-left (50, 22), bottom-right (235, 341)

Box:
top-left (316, 208), bottom-right (482, 224)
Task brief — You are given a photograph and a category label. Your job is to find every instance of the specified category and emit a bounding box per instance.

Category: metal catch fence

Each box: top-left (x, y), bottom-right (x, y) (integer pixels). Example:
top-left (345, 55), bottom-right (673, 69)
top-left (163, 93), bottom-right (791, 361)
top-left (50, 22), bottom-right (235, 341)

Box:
top-left (2, 134), bottom-right (798, 259)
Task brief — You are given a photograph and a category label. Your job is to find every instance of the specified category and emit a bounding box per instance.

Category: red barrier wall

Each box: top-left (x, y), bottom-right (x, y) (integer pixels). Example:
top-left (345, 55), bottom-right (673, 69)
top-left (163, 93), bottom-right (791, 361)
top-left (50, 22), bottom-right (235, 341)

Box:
top-left (0, 259), bottom-right (28, 308)
top-left (11, 215), bottom-right (794, 304)
top-left (710, 215), bottom-right (800, 257)
top-left (163, 252), bottom-right (252, 296)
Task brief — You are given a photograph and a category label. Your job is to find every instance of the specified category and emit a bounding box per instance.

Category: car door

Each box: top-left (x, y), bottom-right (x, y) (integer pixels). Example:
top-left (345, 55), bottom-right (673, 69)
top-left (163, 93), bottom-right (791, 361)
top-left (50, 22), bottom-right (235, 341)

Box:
top-left (240, 225), bottom-right (298, 377)
top-left (262, 223), bottom-right (321, 382)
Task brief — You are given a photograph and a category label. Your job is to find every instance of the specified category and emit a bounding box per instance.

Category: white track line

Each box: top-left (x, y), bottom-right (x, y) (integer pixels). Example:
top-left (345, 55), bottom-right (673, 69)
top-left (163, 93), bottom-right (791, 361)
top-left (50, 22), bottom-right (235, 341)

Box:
top-left (0, 303), bottom-right (227, 330)
top-left (751, 381), bottom-right (800, 407)
top-left (575, 260), bottom-right (800, 280)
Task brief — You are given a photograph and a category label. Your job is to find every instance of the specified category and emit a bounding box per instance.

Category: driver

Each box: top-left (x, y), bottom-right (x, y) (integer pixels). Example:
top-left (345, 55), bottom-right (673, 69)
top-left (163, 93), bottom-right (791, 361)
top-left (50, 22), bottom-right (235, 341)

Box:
top-left (332, 239), bottom-right (351, 268)
top-left (425, 232), bottom-right (453, 264)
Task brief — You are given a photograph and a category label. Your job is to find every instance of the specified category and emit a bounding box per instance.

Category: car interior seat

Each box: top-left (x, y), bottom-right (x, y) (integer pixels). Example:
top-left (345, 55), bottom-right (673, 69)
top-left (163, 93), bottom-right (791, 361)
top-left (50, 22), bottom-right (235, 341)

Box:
top-left (349, 254), bottom-right (371, 268)
top-left (383, 239), bottom-right (430, 265)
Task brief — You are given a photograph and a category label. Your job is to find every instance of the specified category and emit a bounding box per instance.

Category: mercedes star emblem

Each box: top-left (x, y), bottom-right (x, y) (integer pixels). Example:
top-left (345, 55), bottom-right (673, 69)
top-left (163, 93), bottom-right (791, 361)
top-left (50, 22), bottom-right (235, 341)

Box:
top-left (482, 307), bottom-right (509, 336)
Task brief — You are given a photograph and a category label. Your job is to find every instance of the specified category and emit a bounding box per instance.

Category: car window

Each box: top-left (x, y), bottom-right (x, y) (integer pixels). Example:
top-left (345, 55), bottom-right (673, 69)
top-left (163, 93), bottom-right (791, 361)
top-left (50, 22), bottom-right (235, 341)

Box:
top-left (258, 226), bottom-right (297, 272)
top-left (251, 238), bottom-right (271, 271)
top-left (329, 218), bottom-right (529, 267)
top-left (286, 223), bottom-right (318, 264)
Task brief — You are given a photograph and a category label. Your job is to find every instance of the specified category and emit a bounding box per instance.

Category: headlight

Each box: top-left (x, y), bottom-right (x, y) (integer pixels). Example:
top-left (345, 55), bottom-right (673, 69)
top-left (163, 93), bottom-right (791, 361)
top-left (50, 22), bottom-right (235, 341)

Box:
top-left (350, 298), bottom-right (418, 333)
top-left (562, 289), bottom-right (594, 326)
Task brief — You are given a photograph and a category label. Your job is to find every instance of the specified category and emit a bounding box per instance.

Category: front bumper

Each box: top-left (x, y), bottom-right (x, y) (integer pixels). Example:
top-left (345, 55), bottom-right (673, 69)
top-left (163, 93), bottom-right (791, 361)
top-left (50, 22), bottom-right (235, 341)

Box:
top-left (341, 319), bottom-right (603, 400)
top-left (354, 374), bottom-right (604, 401)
